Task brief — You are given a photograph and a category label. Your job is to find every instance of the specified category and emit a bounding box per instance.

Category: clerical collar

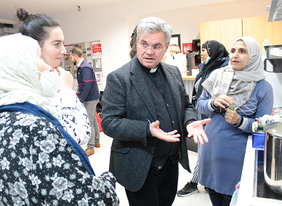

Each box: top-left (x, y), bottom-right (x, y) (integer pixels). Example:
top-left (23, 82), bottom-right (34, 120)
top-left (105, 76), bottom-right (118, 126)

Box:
top-left (150, 67), bottom-right (158, 73)
top-left (137, 58), bottom-right (160, 73)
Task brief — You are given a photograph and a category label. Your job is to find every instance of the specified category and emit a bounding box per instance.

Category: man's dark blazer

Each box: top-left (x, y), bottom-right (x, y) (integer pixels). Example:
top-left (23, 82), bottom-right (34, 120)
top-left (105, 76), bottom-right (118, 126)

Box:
top-left (101, 56), bottom-right (197, 192)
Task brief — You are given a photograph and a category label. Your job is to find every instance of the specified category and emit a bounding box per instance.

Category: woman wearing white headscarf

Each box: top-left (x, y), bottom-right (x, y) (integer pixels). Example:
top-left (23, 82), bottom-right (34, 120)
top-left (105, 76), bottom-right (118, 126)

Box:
top-left (0, 35), bottom-right (59, 118)
top-left (197, 36), bottom-right (273, 206)
top-left (0, 33), bottom-right (119, 205)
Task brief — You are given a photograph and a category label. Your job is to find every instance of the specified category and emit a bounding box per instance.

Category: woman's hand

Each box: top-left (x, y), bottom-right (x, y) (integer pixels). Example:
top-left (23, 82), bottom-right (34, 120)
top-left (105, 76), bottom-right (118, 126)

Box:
top-left (150, 120), bottom-right (180, 142)
top-left (225, 108), bottom-right (240, 125)
top-left (213, 95), bottom-right (233, 109)
top-left (187, 118), bottom-right (211, 145)
top-left (54, 67), bottom-right (73, 90)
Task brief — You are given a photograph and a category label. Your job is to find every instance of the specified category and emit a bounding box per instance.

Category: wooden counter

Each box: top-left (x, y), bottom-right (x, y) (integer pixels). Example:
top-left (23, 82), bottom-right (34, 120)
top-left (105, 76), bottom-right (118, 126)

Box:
top-left (182, 75), bottom-right (196, 81)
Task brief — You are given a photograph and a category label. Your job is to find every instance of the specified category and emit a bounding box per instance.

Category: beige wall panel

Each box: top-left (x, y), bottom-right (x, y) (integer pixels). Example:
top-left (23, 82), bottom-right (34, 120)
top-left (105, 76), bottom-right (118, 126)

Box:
top-left (243, 15), bottom-right (282, 54)
top-left (220, 18), bottom-right (243, 52)
top-left (200, 21), bottom-right (221, 46)
top-left (243, 16), bottom-right (267, 55)
top-left (265, 20), bottom-right (282, 46)
top-left (201, 16), bottom-right (279, 56)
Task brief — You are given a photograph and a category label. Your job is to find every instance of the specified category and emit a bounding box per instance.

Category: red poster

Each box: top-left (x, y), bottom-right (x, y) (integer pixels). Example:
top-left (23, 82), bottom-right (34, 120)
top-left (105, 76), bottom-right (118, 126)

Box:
top-left (92, 42), bottom-right (102, 56)
top-left (182, 43), bottom-right (193, 54)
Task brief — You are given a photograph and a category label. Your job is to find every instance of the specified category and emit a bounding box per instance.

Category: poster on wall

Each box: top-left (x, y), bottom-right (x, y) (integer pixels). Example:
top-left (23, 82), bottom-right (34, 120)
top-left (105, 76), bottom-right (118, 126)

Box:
top-left (182, 43), bottom-right (193, 54)
top-left (63, 40), bottom-right (103, 81)
top-left (92, 40), bottom-right (102, 57)
top-left (63, 44), bottom-right (75, 77)
top-left (93, 58), bottom-right (102, 71)
top-left (95, 72), bottom-right (103, 85)
top-left (65, 45), bottom-right (74, 55)
top-left (93, 58), bottom-right (102, 84)
top-left (85, 42), bottom-right (93, 63)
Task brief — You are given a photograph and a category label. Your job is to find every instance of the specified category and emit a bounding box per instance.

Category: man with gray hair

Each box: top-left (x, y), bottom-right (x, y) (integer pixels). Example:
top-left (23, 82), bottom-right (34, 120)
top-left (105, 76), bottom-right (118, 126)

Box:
top-left (102, 17), bottom-right (210, 205)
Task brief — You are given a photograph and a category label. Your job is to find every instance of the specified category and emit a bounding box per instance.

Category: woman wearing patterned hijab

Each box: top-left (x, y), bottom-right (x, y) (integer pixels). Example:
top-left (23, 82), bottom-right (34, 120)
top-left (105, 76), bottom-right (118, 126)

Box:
top-left (197, 36), bottom-right (273, 206)
top-left (0, 33), bottom-right (119, 205)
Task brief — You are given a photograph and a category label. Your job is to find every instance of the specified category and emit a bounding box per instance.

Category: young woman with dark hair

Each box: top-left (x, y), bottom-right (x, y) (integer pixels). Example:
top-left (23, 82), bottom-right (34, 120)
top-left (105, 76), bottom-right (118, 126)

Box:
top-left (16, 8), bottom-right (91, 145)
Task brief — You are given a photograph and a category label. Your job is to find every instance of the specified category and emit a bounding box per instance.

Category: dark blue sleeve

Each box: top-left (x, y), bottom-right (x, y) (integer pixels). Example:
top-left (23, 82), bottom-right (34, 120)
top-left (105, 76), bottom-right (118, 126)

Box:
top-left (80, 66), bottom-right (95, 103)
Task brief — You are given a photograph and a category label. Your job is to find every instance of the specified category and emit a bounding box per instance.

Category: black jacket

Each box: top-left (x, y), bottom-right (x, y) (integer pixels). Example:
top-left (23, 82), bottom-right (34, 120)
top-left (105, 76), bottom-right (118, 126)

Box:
top-left (101, 56), bottom-right (197, 191)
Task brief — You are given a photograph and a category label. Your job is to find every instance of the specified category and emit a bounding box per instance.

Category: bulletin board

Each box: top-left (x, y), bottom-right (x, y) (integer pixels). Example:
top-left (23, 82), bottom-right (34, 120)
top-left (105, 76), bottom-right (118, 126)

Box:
top-left (63, 40), bottom-right (103, 84)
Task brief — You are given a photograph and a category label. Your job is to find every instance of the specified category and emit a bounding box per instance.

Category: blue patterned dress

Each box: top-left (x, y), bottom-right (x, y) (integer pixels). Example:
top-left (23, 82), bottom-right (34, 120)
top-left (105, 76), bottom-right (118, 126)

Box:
top-left (0, 110), bottom-right (119, 205)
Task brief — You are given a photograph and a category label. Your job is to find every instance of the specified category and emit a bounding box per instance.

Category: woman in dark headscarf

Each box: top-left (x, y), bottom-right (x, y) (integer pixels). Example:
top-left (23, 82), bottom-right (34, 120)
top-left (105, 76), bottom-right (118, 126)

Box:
top-left (177, 40), bottom-right (229, 197)
top-left (192, 40), bottom-right (229, 113)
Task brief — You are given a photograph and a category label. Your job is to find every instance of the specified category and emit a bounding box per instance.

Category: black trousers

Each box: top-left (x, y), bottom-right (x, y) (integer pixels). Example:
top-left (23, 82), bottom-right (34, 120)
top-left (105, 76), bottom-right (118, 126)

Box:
top-left (207, 188), bottom-right (232, 206)
top-left (125, 158), bottom-right (178, 206)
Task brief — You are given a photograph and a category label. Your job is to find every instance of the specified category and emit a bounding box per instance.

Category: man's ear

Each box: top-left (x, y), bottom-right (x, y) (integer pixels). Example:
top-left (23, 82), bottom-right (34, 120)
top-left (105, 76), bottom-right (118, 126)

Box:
top-left (165, 44), bottom-right (170, 53)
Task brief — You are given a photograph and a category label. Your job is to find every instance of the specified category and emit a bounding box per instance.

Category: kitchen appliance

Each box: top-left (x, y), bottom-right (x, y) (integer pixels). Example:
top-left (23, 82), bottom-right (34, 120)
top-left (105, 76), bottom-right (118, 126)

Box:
top-left (186, 51), bottom-right (196, 76)
top-left (254, 150), bottom-right (282, 201)
top-left (264, 122), bottom-right (282, 196)
top-left (264, 45), bottom-right (282, 73)
top-left (192, 39), bottom-right (201, 66)
top-left (268, 0), bottom-right (282, 22)
top-left (264, 45), bottom-right (282, 106)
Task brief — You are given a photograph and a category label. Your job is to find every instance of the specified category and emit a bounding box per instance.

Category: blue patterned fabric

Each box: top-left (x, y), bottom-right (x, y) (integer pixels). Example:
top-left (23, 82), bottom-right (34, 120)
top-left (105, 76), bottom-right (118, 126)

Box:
top-left (0, 102), bottom-right (119, 205)
top-left (0, 102), bottom-right (94, 176)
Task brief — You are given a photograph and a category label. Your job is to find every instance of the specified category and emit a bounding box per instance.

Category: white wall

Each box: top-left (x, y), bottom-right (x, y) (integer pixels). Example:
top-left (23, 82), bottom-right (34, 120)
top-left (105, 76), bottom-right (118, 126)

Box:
top-left (52, 0), bottom-right (271, 91)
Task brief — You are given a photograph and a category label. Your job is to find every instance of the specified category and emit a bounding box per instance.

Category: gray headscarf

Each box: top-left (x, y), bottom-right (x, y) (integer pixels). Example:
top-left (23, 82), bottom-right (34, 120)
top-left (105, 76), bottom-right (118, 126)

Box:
top-left (0, 33), bottom-right (60, 120)
top-left (232, 36), bottom-right (265, 81)
top-left (202, 36), bottom-right (265, 110)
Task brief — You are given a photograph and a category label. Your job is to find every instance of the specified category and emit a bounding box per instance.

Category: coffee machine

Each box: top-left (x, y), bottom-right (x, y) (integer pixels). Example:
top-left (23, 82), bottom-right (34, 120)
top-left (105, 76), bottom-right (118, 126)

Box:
top-left (186, 51), bottom-right (196, 76)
